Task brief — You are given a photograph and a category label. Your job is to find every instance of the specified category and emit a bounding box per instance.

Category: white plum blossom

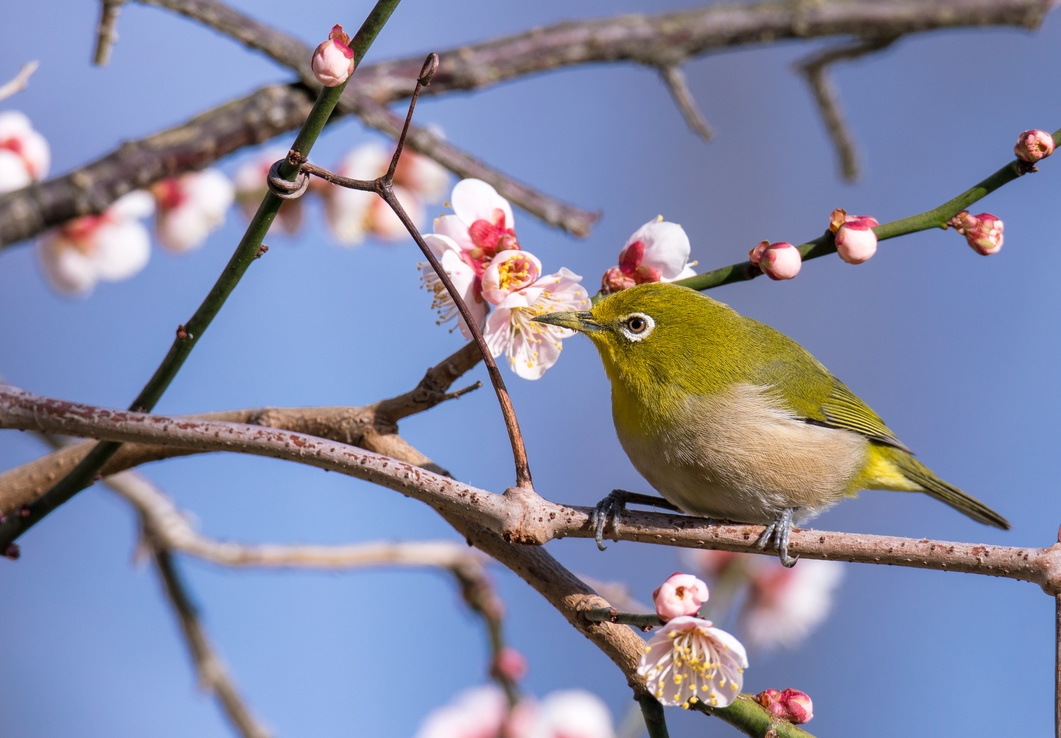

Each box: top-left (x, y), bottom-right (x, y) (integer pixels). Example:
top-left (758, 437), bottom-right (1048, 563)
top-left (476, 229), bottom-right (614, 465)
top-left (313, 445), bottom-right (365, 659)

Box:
top-left (233, 147), bottom-right (303, 234)
top-left (152, 169), bottom-right (235, 253)
top-left (322, 142), bottom-right (423, 245)
top-left (414, 685), bottom-right (614, 738)
top-left (36, 191), bottom-right (154, 295)
top-left (741, 558), bottom-right (844, 651)
top-left (481, 250), bottom-right (542, 305)
top-left (0, 110), bottom-right (49, 193)
top-left (638, 616), bottom-right (748, 709)
top-left (434, 178), bottom-right (520, 266)
top-left (421, 232), bottom-right (486, 338)
top-left (483, 267), bottom-right (589, 380)
top-left (601, 217), bottom-right (695, 294)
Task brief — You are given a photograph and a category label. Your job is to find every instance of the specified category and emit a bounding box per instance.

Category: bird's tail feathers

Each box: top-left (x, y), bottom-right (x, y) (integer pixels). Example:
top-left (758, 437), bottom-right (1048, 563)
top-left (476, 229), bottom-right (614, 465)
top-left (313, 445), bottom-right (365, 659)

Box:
top-left (896, 454), bottom-right (1011, 530)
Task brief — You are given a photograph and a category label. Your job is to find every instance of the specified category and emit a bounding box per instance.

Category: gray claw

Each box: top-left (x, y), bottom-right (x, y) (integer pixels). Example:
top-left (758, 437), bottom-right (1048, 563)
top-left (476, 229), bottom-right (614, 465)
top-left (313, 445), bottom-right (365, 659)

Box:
top-left (756, 508), bottom-right (799, 568)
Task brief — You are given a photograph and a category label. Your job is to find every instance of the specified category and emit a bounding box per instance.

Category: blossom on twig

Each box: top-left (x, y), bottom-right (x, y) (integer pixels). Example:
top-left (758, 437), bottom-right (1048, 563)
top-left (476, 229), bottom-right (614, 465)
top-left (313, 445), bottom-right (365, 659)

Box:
top-left (948, 210), bottom-right (1003, 255)
top-left (601, 217), bottom-right (695, 294)
top-left (652, 572), bottom-right (709, 622)
top-left (755, 688), bottom-right (814, 724)
top-left (152, 169), bottom-right (235, 253)
top-left (830, 208), bottom-right (878, 264)
top-left (312, 24), bottom-right (356, 87)
top-left (36, 191), bottom-right (154, 295)
top-left (1014, 129), bottom-right (1054, 163)
top-left (638, 615), bottom-right (747, 709)
top-left (0, 110), bottom-right (48, 194)
top-left (749, 240), bottom-right (801, 280)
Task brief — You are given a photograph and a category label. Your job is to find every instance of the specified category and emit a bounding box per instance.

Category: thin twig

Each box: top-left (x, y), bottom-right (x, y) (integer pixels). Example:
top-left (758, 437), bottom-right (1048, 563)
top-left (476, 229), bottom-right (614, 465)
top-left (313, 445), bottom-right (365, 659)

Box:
top-left (4, 384), bottom-right (1061, 599)
top-left (583, 607), bottom-right (661, 630)
top-left (151, 546), bottom-right (272, 738)
top-left (370, 53), bottom-right (533, 490)
top-left (659, 66), bottom-right (712, 142)
top-left (795, 35), bottom-right (899, 182)
top-left (92, 0), bottom-right (126, 65)
top-left (0, 61), bottom-right (39, 103)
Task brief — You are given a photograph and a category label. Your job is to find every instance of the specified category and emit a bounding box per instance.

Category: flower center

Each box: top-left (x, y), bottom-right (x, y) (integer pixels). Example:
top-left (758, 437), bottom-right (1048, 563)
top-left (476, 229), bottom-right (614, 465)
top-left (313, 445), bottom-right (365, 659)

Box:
top-left (468, 208), bottom-right (520, 263)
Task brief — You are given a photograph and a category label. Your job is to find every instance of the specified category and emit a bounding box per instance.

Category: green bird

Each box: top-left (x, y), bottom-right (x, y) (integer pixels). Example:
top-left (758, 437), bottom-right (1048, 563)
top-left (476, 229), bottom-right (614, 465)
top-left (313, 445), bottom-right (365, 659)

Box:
top-left (533, 282), bottom-right (1009, 565)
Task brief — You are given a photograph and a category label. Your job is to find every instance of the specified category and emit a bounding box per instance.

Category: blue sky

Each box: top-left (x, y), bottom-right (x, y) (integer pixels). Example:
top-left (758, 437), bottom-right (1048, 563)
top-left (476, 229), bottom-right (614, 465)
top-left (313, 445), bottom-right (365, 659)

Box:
top-left (2, 1), bottom-right (1060, 736)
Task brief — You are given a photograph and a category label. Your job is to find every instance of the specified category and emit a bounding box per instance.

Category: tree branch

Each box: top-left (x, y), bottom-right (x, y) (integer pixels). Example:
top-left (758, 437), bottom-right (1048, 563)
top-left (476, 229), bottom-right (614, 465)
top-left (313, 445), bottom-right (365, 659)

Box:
top-left (0, 0), bottom-right (1049, 249)
top-left (4, 384), bottom-right (1061, 599)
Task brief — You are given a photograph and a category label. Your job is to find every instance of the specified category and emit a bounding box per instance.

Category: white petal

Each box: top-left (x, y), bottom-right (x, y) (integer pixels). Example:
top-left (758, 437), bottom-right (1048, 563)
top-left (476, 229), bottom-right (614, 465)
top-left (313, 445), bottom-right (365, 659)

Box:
top-left (94, 220), bottom-right (151, 280)
top-left (432, 213), bottom-right (475, 252)
top-left (449, 178), bottom-right (514, 230)
top-left (109, 190), bottom-right (156, 220)
top-left (0, 150), bottom-right (30, 194)
top-left (632, 220), bottom-right (692, 279)
top-left (36, 235), bottom-right (98, 295)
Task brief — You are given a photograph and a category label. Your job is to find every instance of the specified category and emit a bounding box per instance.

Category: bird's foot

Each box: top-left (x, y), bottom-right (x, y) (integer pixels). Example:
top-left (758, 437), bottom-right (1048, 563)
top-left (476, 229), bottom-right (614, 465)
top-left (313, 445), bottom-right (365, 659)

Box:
top-left (755, 507), bottom-right (799, 567)
top-left (590, 490), bottom-right (680, 551)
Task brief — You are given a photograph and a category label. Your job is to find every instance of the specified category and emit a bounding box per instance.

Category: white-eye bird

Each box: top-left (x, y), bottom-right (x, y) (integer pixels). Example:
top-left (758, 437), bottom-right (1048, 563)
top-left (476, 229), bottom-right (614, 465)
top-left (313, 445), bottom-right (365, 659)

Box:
top-left (533, 282), bottom-right (1009, 565)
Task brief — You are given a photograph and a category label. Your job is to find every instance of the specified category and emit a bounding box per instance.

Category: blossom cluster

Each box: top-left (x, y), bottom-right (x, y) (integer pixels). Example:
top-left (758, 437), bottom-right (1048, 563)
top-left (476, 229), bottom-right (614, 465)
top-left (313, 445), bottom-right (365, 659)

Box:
top-left (422, 178), bottom-right (591, 379)
top-left (414, 685), bottom-right (614, 738)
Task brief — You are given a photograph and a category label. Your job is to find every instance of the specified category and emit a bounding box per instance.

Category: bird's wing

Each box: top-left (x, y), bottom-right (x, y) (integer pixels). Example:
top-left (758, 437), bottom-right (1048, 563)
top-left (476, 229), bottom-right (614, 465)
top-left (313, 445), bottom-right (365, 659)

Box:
top-left (814, 379), bottom-right (912, 453)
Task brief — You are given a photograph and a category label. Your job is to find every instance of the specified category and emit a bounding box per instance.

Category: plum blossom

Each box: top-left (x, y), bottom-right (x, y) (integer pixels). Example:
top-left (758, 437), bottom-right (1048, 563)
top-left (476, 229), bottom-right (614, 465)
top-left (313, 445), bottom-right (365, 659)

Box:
top-left (1014, 129), bottom-right (1054, 163)
top-left (652, 572), bottom-right (709, 622)
top-left (601, 217), bottom-right (695, 294)
top-left (638, 616), bottom-right (747, 709)
top-left (36, 191), bottom-right (154, 295)
top-left (749, 240), bottom-right (801, 280)
top-left (322, 142), bottom-right (425, 245)
top-left (152, 169), bottom-right (235, 253)
top-left (830, 208), bottom-right (879, 265)
top-left (755, 688), bottom-right (814, 724)
top-left (483, 267), bottom-right (589, 380)
top-left (742, 558), bottom-right (844, 651)
top-left (312, 24), bottom-right (355, 87)
top-left (434, 178), bottom-right (521, 271)
top-left (948, 210), bottom-right (1003, 255)
top-left (421, 232), bottom-right (487, 338)
top-left (414, 686), bottom-right (614, 738)
top-left (0, 110), bottom-right (49, 194)
top-left (233, 148), bottom-right (304, 234)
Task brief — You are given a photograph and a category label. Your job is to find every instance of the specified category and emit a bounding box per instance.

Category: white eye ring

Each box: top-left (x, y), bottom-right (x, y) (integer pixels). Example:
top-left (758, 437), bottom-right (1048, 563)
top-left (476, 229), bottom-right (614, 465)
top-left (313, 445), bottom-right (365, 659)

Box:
top-left (619, 312), bottom-right (655, 342)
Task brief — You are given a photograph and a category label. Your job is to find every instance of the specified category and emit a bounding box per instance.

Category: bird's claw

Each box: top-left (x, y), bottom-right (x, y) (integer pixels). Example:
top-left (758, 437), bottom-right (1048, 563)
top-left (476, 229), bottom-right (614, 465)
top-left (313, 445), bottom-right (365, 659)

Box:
top-left (756, 507), bottom-right (799, 567)
top-left (590, 490), bottom-right (627, 551)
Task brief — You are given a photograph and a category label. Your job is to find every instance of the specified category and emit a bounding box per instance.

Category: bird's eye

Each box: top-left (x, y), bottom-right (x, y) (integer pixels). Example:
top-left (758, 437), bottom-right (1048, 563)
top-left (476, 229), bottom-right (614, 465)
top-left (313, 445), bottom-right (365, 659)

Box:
top-left (619, 313), bottom-right (655, 342)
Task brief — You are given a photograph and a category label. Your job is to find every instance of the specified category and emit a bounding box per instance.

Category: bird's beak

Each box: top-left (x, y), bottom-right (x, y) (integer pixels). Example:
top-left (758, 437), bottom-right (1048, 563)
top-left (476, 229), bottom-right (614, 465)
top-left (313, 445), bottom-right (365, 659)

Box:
top-left (532, 311), bottom-right (603, 333)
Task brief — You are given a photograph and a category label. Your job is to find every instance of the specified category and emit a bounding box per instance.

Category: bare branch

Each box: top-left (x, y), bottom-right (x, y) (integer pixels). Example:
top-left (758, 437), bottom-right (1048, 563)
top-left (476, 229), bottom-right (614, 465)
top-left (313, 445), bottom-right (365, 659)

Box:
top-left (92, 1), bottom-right (126, 66)
top-left (659, 66), bottom-right (713, 142)
top-left (4, 384), bottom-right (1061, 597)
top-left (795, 36), bottom-right (899, 182)
top-left (0, 340), bottom-right (482, 516)
top-left (1, 0), bottom-right (1049, 248)
top-left (151, 546), bottom-right (272, 738)
top-left (0, 61), bottom-right (39, 103)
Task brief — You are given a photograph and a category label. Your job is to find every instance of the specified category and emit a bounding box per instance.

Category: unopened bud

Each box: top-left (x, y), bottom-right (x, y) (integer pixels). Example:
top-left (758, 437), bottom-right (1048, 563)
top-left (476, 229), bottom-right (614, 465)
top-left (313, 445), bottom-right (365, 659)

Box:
top-left (949, 211), bottom-right (1003, 255)
top-left (652, 572), bottom-right (709, 622)
top-left (834, 217), bottom-right (878, 264)
top-left (312, 24), bottom-right (356, 87)
top-left (492, 646), bottom-right (528, 682)
top-left (755, 688), bottom-right (813, 724)
top-left (758, 241), bottom-right (801, 280)
top-left (1014, 129), bottom-right (1054, 163)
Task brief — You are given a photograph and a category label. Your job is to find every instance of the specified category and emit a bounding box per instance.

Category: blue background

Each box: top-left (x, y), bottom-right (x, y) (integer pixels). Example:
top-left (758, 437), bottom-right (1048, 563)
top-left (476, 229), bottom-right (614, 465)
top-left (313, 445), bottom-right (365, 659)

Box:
top-left (2, 1), bottom-right (1059, 736)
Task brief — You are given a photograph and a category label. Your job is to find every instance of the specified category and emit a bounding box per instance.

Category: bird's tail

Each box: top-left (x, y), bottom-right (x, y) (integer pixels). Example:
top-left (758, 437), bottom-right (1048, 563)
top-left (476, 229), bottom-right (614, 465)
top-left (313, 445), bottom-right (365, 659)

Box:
top-left (891, 452), bottom-right (1011, 530)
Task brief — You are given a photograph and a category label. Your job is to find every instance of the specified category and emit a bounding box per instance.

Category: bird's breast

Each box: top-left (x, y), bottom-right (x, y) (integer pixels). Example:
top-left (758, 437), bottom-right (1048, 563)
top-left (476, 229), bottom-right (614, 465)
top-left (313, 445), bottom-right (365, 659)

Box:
top-left (613, 383), bottom-right (868, 523)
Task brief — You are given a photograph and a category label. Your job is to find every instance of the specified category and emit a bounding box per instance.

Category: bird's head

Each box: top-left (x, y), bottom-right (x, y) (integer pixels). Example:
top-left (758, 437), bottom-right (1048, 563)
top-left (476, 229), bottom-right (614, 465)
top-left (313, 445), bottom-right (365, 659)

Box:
top-left (533, 282), bottom-right (742, 393)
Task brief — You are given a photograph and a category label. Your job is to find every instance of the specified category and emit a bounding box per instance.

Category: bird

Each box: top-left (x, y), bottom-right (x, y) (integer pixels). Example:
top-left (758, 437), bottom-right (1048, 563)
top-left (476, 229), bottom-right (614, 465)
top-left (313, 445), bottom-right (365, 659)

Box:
top-left (532, 282), bottom-right (1009, 566)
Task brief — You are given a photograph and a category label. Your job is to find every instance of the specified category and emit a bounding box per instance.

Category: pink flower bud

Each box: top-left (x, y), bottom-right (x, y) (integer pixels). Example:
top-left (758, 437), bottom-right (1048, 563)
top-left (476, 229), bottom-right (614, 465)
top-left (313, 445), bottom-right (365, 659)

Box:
top-left (949, 211), bottom-right (1003, 255)
top-left (601, 265), bottom-right (636, 294)
top-left (312, 24), bottom-right (356, 87)
top-left (758, 241), bottom-right (801, 280)
top-left (748, 240), bottom-right (769, 265)
top-left (652, 572), bottom-right (709, 622)
top-left (492, 646), bottom-right (528, 682)
top-left (1014, 129), bottom-right (1054, 163)
top-left (755, 688), bottom-right (814, 724)
top-left (834, 216), bottom-right (878, 264)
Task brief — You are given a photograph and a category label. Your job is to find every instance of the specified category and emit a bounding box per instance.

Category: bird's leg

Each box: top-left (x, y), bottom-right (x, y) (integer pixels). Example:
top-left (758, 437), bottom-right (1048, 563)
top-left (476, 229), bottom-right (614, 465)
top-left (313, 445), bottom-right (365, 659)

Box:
top-left (755, 507), bottom-right (799, 567)
top-left (591, 490), bottom-right (681, 551)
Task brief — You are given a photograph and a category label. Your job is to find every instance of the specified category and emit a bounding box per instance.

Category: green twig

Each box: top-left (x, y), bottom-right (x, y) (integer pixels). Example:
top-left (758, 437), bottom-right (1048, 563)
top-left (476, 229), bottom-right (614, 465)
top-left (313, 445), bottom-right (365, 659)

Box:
top-left (638, 695), bottom-right (670, 738)
top-left (694, 694), bottom-right (816, 738)
top-left (673, 127), bottom-right (1060, 294)
top-left (0, 0), bottom-right (402, 555)
top-left (583, 606), bottom-right (662, 630)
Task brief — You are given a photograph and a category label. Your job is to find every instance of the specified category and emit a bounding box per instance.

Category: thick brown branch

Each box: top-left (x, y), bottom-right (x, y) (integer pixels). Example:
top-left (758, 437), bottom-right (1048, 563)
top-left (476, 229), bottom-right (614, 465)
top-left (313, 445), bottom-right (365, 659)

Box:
top-left (0, 0), bottom-right (1049, 248)
top-left (0, 341), bottom-right (481, 516)
top-left (4, 384), bottom-right (1061, 596)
